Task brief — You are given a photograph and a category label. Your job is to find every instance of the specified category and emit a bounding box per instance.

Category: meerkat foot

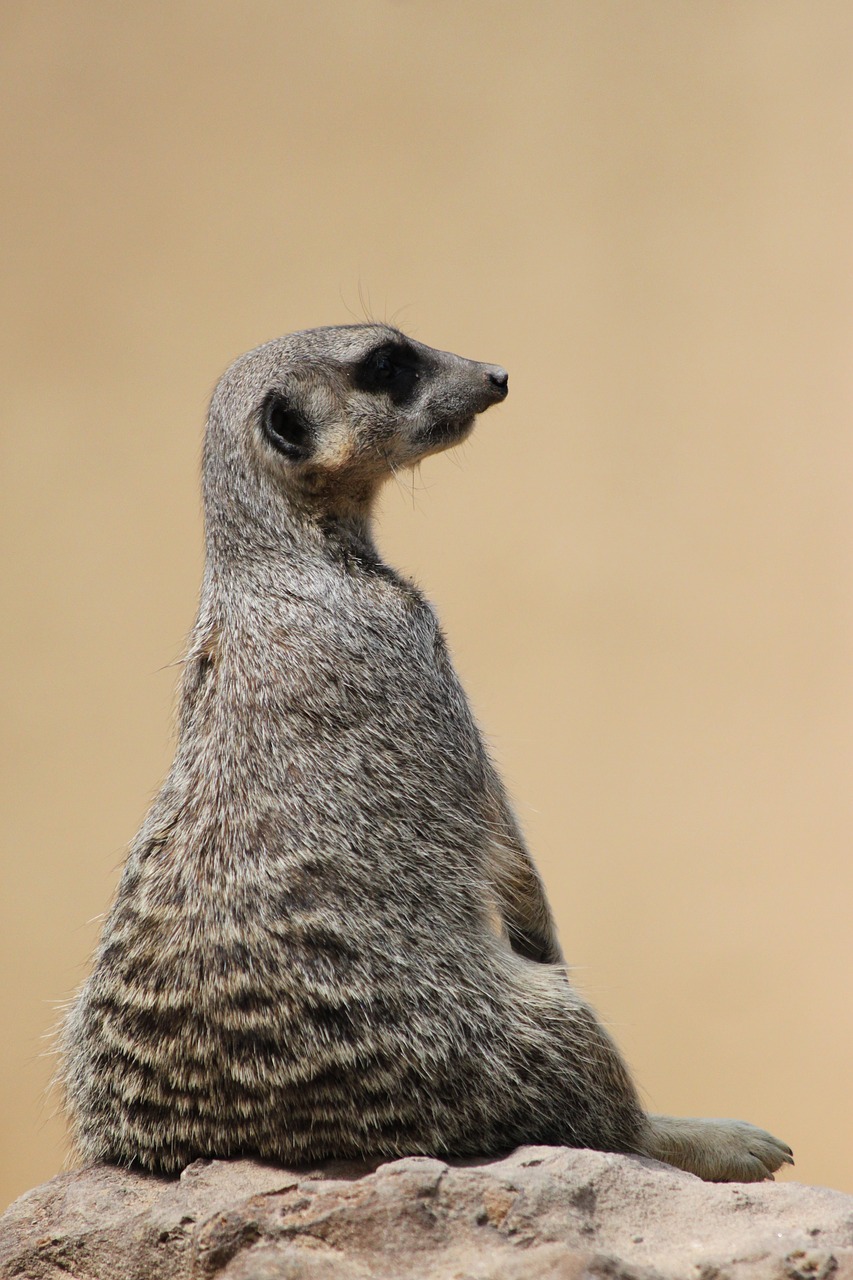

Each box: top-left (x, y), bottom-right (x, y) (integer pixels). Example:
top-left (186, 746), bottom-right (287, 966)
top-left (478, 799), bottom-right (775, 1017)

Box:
top-left (639, 1113), bottom-right (794, 1182)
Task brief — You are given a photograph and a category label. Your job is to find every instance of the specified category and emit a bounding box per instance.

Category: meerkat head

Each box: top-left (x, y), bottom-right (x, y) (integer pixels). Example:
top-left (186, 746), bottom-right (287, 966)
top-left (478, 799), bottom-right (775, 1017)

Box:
top-left (203, 324), bottom-right (508, 539)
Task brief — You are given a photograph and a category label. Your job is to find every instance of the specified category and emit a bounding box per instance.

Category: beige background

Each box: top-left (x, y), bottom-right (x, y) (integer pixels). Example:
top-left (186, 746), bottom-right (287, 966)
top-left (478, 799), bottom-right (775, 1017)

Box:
top-left (1, 1), bottom-right (851, 1208)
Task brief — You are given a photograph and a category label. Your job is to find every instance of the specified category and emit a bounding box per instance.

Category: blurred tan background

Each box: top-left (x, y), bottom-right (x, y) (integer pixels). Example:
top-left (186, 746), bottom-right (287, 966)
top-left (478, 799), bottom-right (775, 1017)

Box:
top-left (2, 1), bottom-right (851, 1208)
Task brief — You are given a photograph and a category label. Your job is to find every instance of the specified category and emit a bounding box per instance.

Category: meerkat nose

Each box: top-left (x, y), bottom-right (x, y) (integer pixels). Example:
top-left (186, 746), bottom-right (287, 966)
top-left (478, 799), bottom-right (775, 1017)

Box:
top-left (486, 367), bottom-right (509, 399)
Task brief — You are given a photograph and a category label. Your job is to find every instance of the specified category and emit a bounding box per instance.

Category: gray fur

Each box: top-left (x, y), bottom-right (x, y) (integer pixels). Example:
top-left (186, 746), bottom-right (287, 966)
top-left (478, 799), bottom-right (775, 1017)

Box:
top-left (61, 324), bottom-right (792, 1182)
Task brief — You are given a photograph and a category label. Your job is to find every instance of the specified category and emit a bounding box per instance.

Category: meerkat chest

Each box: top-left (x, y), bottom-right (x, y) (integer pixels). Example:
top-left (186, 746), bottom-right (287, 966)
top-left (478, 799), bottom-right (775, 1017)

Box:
top-left (253, 570), bottom-right (487, 787)
top-left (266, 568), bottom-right (450, 690)
top-left (213, 566), bottom-right (475, 755)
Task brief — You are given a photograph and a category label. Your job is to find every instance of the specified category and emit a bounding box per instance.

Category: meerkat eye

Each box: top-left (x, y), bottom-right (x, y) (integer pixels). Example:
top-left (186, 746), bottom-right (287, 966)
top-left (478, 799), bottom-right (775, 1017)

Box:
top-left (355, 342), bottom-right (421, 404)
top-left (261, 392), bottom-right (312, 460)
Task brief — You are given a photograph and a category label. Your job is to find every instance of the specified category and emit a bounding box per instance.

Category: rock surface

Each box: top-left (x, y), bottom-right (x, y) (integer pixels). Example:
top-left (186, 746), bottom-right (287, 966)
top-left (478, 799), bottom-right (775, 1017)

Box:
top-left (2, 1146), bottom-right (853, 1280)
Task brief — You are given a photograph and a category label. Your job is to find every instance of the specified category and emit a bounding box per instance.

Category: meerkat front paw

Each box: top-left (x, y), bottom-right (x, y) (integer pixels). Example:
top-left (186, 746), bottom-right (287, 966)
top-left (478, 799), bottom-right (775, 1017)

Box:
top-left (640, 1113), bottom-right (794, 1182)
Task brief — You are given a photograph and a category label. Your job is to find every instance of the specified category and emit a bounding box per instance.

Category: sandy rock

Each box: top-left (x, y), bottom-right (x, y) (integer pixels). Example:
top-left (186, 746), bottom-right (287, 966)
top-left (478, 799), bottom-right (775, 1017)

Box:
top-left (2, 1146), bottom-right (853, 1280)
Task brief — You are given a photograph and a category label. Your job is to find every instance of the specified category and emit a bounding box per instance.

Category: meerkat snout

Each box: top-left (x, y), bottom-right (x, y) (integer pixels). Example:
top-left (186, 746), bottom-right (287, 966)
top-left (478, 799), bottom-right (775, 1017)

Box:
top-left (346, 330), bottom-right (509, 467)
top-left (485, 366), bottom-right (509, 398)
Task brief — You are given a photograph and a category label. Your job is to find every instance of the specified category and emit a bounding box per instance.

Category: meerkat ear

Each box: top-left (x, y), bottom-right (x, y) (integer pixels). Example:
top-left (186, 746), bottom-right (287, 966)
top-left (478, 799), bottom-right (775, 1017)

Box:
top-left (260, 390), bottom-right (313, 461)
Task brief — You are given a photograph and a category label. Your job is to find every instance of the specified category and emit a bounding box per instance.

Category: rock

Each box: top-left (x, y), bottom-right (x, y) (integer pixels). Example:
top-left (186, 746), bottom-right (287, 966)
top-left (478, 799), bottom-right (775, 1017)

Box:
top-left (2, 1146), bottom-right (853, 1280)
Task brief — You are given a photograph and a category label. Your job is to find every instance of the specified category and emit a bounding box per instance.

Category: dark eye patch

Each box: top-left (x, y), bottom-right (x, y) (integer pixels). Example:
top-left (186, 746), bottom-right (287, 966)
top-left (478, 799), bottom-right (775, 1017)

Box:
top-left (353, 342), bottom-right (421, 406)
top-left (261, 391), bottom-right (313, 460)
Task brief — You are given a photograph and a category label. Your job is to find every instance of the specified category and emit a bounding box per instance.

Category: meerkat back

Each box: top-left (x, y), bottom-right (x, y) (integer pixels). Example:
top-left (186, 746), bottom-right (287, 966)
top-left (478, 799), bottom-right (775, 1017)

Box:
top-left (62, 324), bottom-right (792, 1183)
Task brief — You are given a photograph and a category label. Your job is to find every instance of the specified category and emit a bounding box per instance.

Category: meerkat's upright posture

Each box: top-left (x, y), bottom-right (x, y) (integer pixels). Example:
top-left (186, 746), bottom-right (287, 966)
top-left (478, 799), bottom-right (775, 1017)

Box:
top-left (61, 325), bottom-right (792, 1182)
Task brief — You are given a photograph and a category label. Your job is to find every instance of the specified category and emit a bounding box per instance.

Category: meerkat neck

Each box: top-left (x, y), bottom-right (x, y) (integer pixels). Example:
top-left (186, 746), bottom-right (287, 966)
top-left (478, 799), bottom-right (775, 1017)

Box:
top-left (316, 506), bottom-right (382, 567)
top-left (199, 502), bottom-right (387, 619)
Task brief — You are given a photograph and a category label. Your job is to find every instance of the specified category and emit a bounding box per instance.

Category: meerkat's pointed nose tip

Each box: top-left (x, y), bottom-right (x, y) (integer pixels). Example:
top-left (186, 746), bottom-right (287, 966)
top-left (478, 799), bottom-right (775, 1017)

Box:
top-left (486, 366), bottom-right (509, 400)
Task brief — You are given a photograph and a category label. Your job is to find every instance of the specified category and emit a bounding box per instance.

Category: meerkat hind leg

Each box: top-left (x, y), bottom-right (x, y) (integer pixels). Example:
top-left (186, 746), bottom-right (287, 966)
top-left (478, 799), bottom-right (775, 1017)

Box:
top-left (639, 1114), bottom-right (794, 1182)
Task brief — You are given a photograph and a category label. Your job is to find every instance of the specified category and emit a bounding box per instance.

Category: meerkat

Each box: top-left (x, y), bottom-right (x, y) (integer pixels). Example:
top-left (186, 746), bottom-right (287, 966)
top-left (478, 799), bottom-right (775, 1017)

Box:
top-left (61, 324), bottom-right (792, 1183)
